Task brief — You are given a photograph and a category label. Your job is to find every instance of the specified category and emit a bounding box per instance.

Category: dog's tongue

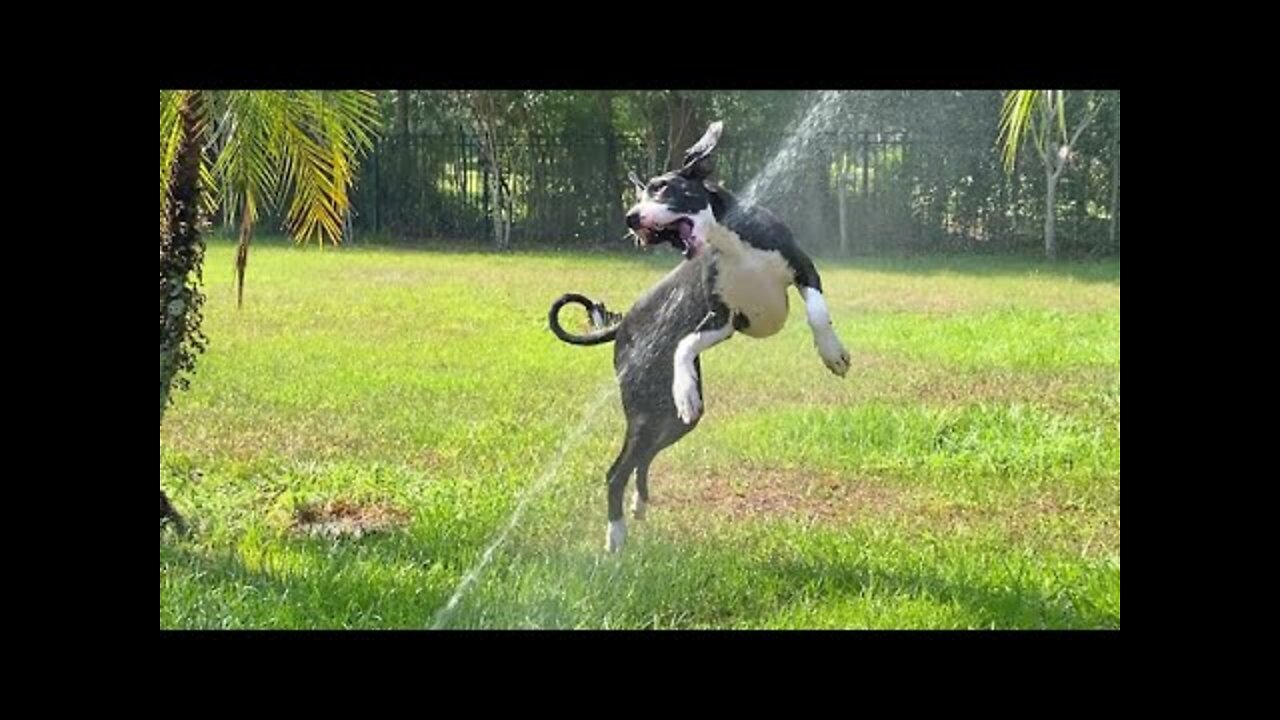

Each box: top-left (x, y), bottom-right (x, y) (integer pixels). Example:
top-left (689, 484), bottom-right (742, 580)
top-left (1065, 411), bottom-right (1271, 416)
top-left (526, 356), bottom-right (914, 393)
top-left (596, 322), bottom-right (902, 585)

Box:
top-left (676, 218), bottom-right (693, 242)
top-left (680, 221), bottom-right (701, 260)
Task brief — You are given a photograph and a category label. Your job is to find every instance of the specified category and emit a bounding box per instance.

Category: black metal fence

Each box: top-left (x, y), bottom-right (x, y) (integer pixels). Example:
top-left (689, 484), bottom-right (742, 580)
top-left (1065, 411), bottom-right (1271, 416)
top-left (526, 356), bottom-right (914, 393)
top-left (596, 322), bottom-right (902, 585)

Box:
top-left (339, 128), bottom-right (1117, 255)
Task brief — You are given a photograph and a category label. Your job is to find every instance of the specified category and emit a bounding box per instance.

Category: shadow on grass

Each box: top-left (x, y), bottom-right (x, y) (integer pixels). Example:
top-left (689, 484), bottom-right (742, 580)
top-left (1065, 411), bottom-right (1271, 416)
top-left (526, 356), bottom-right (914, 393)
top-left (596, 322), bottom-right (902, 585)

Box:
top-left (161, 523), bottom-right (1118, 630)
top-left (160, 530), bottom-right (467, 629)
top-left (751, 552), bottom-right (1118, 629)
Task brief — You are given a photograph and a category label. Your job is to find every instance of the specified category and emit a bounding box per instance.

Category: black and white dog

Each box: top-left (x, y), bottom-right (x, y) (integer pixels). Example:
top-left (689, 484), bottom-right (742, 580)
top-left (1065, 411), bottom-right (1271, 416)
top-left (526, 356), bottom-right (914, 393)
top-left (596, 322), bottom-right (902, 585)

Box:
top-left (549, 121), bottom-right (851, 552)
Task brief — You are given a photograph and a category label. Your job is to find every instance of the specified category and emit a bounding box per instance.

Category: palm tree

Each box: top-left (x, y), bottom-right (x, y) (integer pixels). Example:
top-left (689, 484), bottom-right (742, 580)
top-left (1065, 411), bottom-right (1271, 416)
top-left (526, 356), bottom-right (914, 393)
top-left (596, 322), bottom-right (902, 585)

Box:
top-left (998, 90), bottom-right (1098, 260)
top-left (159, 90), bottom-right (380, 529)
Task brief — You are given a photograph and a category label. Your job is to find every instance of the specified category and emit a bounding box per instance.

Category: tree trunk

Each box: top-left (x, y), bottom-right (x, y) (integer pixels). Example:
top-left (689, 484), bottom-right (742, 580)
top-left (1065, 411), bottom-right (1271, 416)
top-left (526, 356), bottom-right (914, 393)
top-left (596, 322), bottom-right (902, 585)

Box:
top-left (487, 127), bottom-right (508, 250)
top-left (396, 90), bottom-right (411, 137)
top-left (503, 170), bottom-right (512, 249)
top-left (396, 91), bottom-right (413, 234)
top-left (1010, 157), bottom-right (1022, 237)
top-left (664, 92), bottom-right (700, 170)
top-left (838, 167), bottom-right (849, 256)
top-left (640, 122), bottom-right (660, 176)
top-left (598, 91), bottom-right (623, 242)
top-left (160, 91), bottom-right (208, 532)
top-left (644, 126), bottom-right (658, 177)
top-left (933, 155), bottom-right (948, 247)
top-left (466, 95), bottom-right (510, 251)
top-left (1044, 166), bottom-right (1059, 262)
top-left (481, 163), bottom-right (490, 235)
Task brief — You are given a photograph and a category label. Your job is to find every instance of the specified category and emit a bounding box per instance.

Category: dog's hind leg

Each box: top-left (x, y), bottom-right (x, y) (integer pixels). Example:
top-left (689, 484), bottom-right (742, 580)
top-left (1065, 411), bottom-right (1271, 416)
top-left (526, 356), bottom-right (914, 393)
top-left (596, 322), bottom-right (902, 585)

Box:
top-left (631, 451), bottom-right (657, 520)
top-left (606, 426), bottom-right (669, 550)
top-left (672, 307), bottom-right (734, 425)
top-left (605, 433), bottom-right (651, 552)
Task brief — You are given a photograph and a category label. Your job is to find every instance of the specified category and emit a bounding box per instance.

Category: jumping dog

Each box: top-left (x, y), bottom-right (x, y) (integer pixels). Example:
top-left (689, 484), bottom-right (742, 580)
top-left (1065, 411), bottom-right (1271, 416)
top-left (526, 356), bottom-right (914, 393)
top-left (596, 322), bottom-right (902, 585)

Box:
top-left (548, 121), bottom-right (851, 552)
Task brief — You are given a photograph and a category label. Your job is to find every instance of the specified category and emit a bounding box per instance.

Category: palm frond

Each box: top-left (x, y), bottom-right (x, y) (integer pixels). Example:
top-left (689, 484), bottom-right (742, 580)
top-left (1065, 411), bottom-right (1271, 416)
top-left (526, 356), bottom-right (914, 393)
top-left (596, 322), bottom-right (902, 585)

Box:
top-left (161, 90), bottom-right (382, 307)
top-left (277, 91), bottom-right (380, 247)
top-left (214, 91), bottom-right (285, 229)
top-left (997, 90), bottom-right (1045, 174)
top-left (161, 90), bottom-right (188, 219)
top-left (213, 91), bottom-right (287, 306)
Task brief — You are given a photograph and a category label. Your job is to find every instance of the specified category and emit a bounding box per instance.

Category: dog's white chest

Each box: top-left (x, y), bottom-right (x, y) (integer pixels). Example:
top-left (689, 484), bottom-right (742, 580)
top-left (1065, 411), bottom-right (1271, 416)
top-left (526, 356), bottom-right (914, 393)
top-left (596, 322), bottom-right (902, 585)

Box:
top-left (710, 231), bottom-right (793, 339)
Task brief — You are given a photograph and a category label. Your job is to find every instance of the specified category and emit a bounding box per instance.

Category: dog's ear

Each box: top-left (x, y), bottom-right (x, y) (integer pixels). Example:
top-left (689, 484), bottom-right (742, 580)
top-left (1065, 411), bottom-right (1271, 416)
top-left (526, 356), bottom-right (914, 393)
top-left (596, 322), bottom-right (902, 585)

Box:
top-left (683, 121), bottom-right (724, 164)
top-left (678, 121), bottom-right (723, 180)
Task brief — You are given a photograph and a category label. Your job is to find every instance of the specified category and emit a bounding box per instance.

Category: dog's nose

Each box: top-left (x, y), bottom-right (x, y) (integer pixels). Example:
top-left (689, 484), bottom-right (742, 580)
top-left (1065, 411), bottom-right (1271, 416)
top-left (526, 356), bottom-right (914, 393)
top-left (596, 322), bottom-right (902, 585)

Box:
top-left (625, 211), bottom-right (642, 229)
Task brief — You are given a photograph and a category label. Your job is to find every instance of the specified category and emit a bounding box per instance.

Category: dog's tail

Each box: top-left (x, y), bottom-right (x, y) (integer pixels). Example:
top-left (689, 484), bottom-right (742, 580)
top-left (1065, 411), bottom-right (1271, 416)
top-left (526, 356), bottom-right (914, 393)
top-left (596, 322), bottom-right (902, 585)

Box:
top-left (549, 293), bottom-right (620, 346)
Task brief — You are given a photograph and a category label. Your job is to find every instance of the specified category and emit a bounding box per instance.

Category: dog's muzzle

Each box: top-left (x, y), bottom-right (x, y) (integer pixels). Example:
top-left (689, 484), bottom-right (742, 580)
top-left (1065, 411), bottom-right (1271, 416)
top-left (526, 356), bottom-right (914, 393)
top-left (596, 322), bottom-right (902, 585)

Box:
top-left (629, 216), bottom-right (698, 259)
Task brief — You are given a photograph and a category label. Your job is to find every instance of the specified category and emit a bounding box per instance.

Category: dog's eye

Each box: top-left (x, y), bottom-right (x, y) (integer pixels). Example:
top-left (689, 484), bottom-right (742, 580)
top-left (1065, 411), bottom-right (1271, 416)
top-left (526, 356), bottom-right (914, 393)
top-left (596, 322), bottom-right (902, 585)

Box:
top-left (649, 182), bottom-right (666, 195)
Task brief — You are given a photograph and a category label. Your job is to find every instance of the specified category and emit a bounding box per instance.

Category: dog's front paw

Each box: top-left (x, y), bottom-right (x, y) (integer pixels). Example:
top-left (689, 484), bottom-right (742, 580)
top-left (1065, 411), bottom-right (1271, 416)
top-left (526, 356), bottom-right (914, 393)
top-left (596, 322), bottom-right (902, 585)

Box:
top-left (818, 335), bottom-right (851, 377)
top-left (672, 370), bottom-right (702, 424)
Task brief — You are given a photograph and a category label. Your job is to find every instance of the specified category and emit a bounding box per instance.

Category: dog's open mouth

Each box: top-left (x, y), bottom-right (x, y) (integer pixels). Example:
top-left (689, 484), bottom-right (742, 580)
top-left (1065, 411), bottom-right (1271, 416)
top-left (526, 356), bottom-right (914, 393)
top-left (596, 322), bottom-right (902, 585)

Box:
top-left (637, 218), bottom-right (698, 258)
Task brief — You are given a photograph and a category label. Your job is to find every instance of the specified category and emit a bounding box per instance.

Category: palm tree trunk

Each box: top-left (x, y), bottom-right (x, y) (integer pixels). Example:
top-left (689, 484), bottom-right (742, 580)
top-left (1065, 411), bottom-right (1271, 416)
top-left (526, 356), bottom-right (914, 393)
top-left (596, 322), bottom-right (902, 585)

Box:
top-left (160, 91), bottom-right (208, 531)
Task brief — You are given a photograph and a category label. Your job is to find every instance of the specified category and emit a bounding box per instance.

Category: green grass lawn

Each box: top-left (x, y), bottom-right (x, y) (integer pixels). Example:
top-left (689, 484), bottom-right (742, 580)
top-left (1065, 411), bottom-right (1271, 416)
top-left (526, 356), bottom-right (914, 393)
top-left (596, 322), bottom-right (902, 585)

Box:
top-left (160, 238), bottom-right (1120, 629)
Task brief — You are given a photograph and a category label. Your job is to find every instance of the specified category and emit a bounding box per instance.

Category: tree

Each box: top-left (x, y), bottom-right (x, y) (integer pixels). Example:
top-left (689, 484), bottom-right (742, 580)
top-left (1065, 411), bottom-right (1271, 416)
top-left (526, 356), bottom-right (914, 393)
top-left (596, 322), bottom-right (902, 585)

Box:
top-left (664, 91), bottom-right (704, 170)
top-left (614, 92), bottom-right (667, 176)
top-left (159, 90), bottom-right (379, 528)
top-left (159, 92), bottom-right (209, 532)
top-left (1105, 94), bottom-right (1120, 251)
top-left (998, 90), bottom-right (1099, 260)
top-left (448, 91), bottom-right (526, 249)
top-left (596, 91), bottom-right (625, 240)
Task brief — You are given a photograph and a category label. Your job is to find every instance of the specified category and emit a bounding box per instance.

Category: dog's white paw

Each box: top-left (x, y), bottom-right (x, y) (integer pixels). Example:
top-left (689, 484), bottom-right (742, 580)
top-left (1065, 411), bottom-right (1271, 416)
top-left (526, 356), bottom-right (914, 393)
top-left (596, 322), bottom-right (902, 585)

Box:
top-left (605, 520), bottom-right (626, 553)
top-left (672, 370), bottom-right (702, 424)
top-left (818, 334), bottom-right (851, 377)
top-left (632, 493), bottom-right (647, 520)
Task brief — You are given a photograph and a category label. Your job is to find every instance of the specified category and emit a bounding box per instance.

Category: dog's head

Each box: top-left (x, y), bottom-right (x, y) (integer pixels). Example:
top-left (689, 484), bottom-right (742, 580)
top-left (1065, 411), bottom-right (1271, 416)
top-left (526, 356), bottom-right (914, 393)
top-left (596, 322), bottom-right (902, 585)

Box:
top-left (625, 121), bottom-right (723, 259)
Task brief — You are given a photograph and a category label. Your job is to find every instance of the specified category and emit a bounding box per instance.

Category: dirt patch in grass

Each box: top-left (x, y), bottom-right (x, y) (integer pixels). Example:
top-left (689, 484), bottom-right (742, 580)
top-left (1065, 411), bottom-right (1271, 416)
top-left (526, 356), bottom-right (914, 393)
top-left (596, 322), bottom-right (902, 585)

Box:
top-left (290, 499), bottom-right (412, 539)
top-left (654, 463), bottom-right (1119, 555)
top-left (903, 369), bottom-right (1109, 412)
top-left (657, 465), bottom-right (919, 524)
top-left (408, 448), bottom-right (453, 472)
top-left (916, 493), bottom-right (1119, 549)
top-left (709, 355), bottom-right (1111, 418)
